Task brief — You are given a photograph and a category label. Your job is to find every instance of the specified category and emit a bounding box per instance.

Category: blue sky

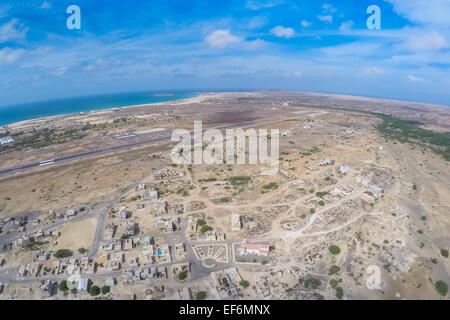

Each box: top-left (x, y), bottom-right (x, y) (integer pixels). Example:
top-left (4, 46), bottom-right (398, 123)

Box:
top-left (0, 0), bottom-right (449, 106)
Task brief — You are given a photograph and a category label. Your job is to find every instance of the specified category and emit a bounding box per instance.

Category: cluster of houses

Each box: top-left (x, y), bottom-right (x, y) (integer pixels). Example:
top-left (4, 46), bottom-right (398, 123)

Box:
top-left (0, 216), bottom-right (28, 234)
top-left (319, 158), bottom-right (335, 166)
top-left (47, 208), bottom-right (78, 222)
top-left (211, 267), bottom-right (242, 300)
top-left (155, 216), bottom-right (180, 233)
top-left (40, 257), bottom-right (96, 277)
top-left (123, 266), bottom-right (167, 285)
top-left (152, 168), bottom-right (185, 181)
top-left (0, 136), bottom-right (14, 145)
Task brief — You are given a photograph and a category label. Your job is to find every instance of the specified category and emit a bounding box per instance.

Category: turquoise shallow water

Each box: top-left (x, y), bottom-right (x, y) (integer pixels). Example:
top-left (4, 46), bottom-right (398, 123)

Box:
top-left (0, 90), bottom-right (196, 127)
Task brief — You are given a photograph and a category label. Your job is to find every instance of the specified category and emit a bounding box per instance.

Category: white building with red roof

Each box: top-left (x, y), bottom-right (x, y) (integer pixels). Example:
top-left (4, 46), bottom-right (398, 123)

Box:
top-left (239, 240), bottom-right (270, 256)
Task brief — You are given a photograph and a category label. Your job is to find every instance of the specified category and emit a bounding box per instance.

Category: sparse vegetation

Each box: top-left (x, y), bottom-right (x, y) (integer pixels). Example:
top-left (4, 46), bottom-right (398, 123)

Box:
top-left (197, 219), bottom-right (206, 226)
top-left (200, 225), bottom-right (213, 233)
top-left (228, 176), bottom-right (251, 186)
top-left (262, 182), bottom-right (278, 190)
top-left (299, 277), bottom-right (321, 289)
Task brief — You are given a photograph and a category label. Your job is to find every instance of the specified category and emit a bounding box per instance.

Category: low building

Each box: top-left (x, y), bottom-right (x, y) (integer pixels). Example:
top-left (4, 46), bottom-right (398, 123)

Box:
top-left (319, 158), bottom-right (335, 166)
top-left (173, 203), bottom-right (184, 214)
top-left (334, 185), bottom-right (354, 195)
top-left (231, 214), bottom-right (241, 231)
top-left (0, 136), bottom-right (14, 145)
top-left (339, 165), bottom-right (350, 174)
top-left (239, 240), bottom-right (270, 256)
top-left (77, 278), bottom-right (89, 292)
top-left (117, 207), bottom-right (129, 220)
top-left (66, 209), bottom-right (76, 217)
top-left (363, 191), bottom-right (377, 201)
top-left (137, 183), bottom-right (146, 191)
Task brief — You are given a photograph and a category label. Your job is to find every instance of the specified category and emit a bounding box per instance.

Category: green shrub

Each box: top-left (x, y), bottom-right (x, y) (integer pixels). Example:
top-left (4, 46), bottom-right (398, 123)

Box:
top-left (89, 285), bottom-right (101, 296)
top-left (329, 245), bottom-right (341, 255)
top-left (101, 285), bottom-right (110, 295)
top-left (335, 287), bottom-right (344, 299)
top-left (178, 271), bottom-right (188, 280)
top-left (58, 280), bottom-right (68, 292)
top-left (196, 291), bottom-right (207, 300)
top-left (54, 249), bottom-right (72, 259)
top-left (200, 225), bottom-right (213, 233)
top-left (328, 265), bottom-right (341, 275)
top-left (239, 280), bottom-right (250, 288)
top-left (435, 281), bottom-right (448, 297)
top-left (441, 249), bottom-right (448, 258)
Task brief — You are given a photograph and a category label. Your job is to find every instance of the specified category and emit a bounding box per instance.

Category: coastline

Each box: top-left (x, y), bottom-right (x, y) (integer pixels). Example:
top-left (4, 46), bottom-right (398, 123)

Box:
top-left (0, 93), bottom-right (208, 130)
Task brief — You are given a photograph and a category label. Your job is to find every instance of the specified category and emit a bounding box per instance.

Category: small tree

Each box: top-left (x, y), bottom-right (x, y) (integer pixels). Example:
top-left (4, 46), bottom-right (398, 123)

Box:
top-left (54, 249), bottom-right (72, 259)
top-left (335, 287), bottom-right (344, 299)
top-left (329, 245), bottom-right (341, 255)
top-left (178, 271), bottom-right (188, 281)
top-left (89, 285), bottom-right (101, 296)
top-left (78, 247), bottom-right (87, 254)
top-left (197, 219), bottom-right (206, 226)
top-left (58, 280), bottom-right (68, 292)
top-left (196, 291), bottom-right (207, 300)
top-left (435, 281), bottom-right (448, 297)
top-left (239, 280), bottom-right (250, 288)
top-left (101, 285), bottom-right (110, 295)
top-left (200, 225), bottom-right (213, 233)
top-left (328, 265), bottom-right (341, 275)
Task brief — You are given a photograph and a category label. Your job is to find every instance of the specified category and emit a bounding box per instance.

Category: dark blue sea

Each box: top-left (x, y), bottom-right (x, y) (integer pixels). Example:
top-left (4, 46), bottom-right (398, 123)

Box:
top-left (0, 91), bottom-right (196, 127)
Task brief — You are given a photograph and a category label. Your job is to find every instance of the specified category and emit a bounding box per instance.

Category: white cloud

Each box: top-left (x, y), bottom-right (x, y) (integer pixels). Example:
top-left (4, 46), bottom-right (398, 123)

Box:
top-left (245, 39), bottom-right (266, 49)
top-left (0, 47), bottom-right (25, 64)
top-left (247, 16), bottom-right (268, 29)
top-left (270, 26), bottom-right (295, 38)
top-left (322, 3), bottom-right (337, 13)
top-left (317, 15), bottom-right (333, 24)
top-left (385, 0), bottom-right (450, 28)
top-left (0, 4), bottom-right (12, 18)
top-left (52, 67), bottom-right (67, 77)
top-left (339, 20), bottom-right (354, 32)
top-left (246, 0), bottom-right (282, 10)
top-left (403, 30), bottom-right (448, 51)
top-left (301, 20), bottom-right (312, 28)
top-left (363, 66), bottom-right (386, 75)
top-left (0, 19), bottom-right (28, 43)
top-left (40, 2), bottom-right (51, 9)
top-left (205, 29), bottom-right (242, 48)
top-left (408, 74), bottom-right (425, 82)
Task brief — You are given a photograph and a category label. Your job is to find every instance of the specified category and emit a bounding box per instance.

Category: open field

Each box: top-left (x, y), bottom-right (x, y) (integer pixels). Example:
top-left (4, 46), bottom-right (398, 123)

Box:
top-left (0, 91), bottom-right (448, 300)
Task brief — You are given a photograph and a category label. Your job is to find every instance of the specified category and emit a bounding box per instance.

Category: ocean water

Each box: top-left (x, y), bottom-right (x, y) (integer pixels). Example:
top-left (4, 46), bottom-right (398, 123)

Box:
top-left (0, 91), bottom-right (196, 127)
